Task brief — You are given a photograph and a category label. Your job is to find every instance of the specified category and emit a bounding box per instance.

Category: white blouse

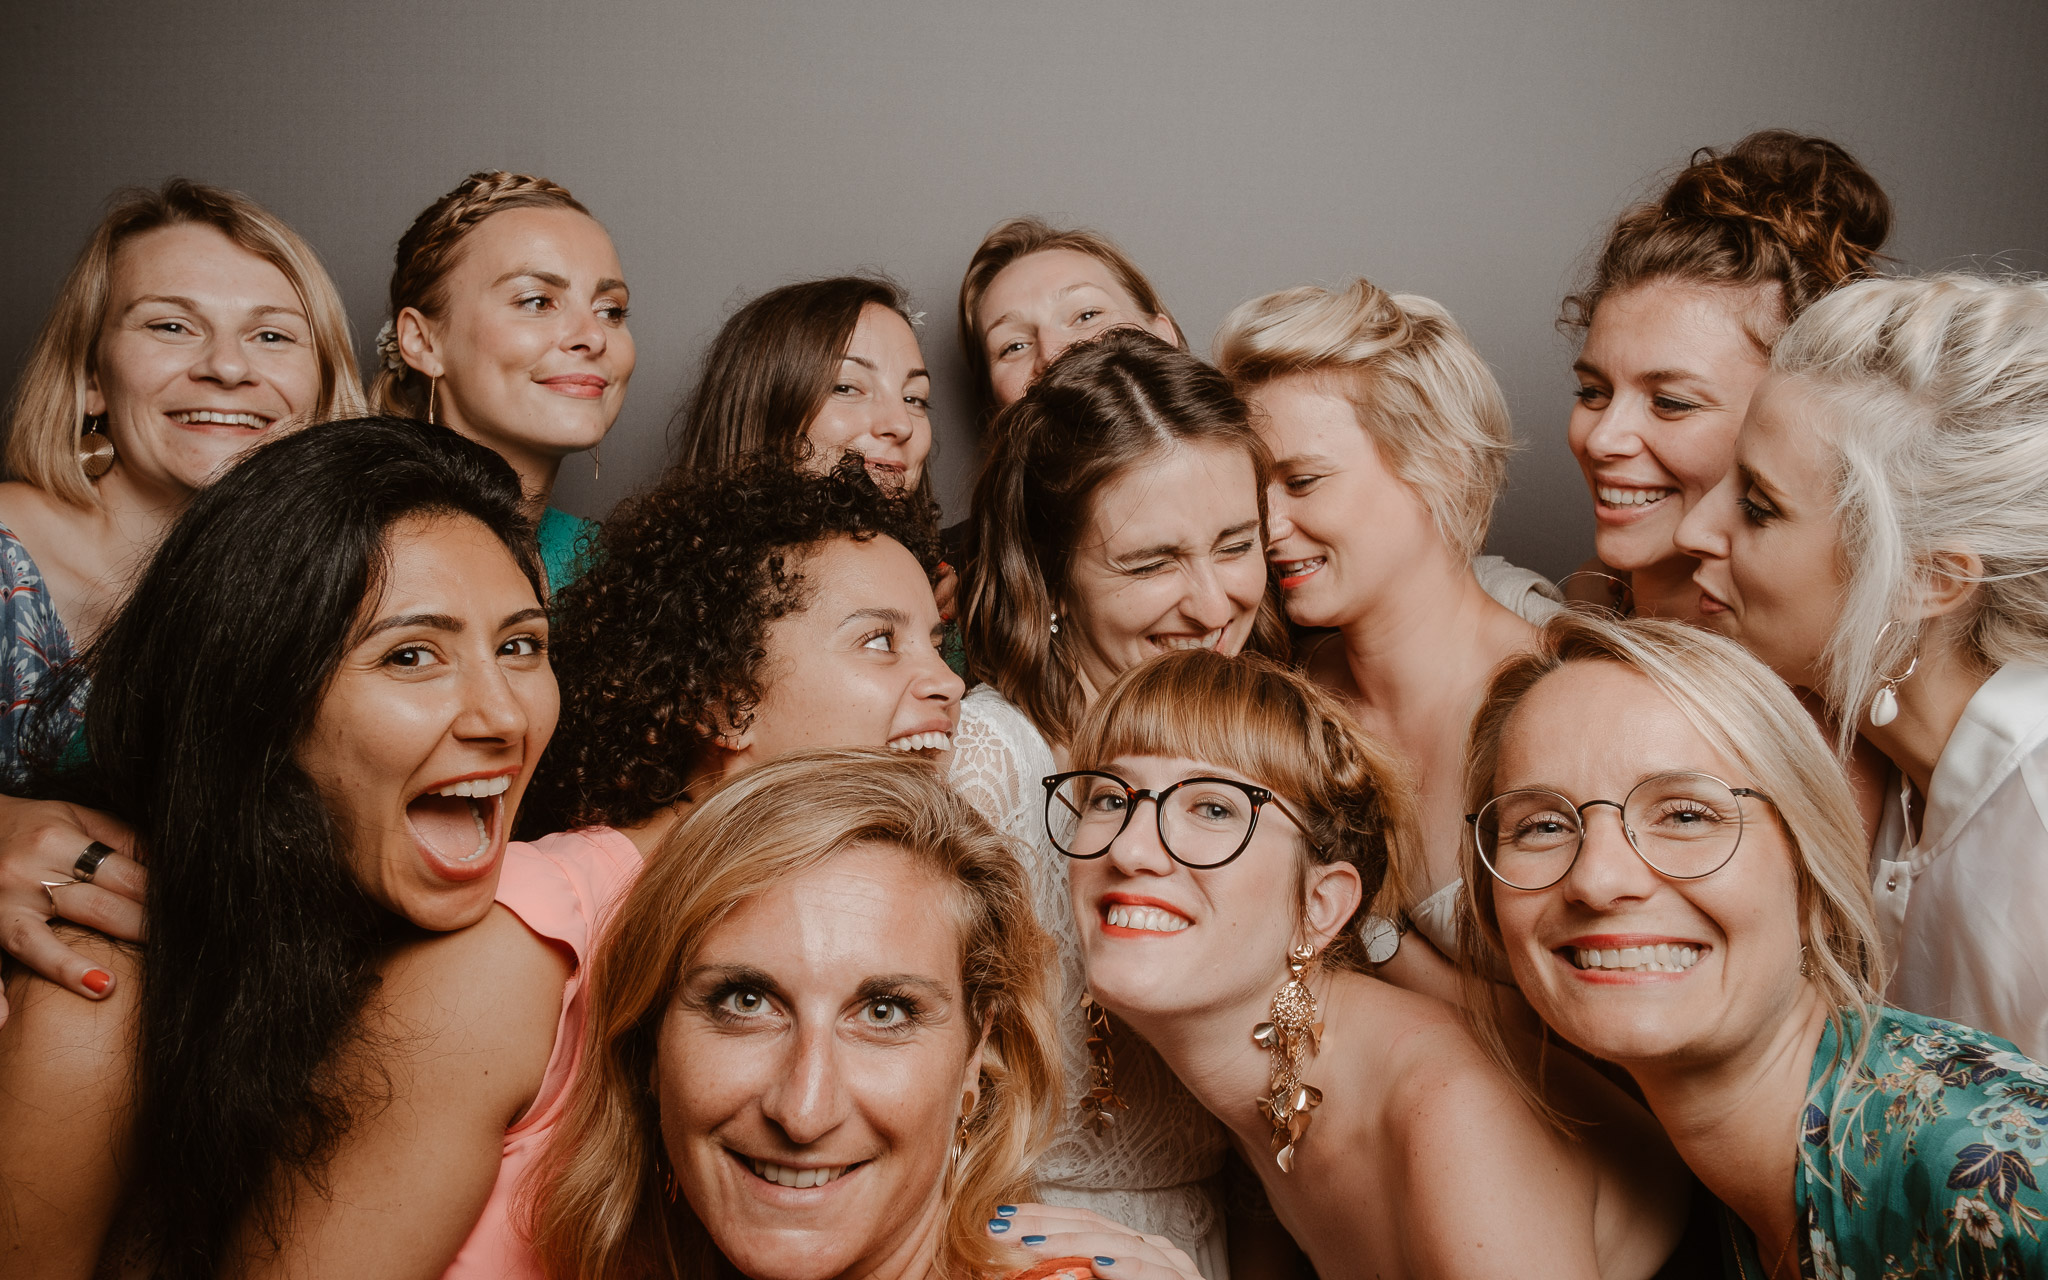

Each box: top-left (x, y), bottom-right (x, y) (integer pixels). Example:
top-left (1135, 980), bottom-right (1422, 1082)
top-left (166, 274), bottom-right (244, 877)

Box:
top-left (1871, 663), bottom-right (2048, 1059)
top-left (947, 685), bottom-right (1230, 1277)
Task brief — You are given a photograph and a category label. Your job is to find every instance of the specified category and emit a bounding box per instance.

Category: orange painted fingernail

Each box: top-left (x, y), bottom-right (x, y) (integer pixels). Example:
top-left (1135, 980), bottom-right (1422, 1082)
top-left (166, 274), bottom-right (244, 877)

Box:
top-left (82, 969), bottom-right (112, 995)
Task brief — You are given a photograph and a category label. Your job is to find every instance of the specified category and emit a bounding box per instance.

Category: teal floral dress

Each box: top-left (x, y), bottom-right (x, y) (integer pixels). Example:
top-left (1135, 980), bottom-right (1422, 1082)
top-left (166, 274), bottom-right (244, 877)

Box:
top-left (1724, 1006), bottom-right (2048, 1278)
top-left (536, 507), bottom-right (597, 594)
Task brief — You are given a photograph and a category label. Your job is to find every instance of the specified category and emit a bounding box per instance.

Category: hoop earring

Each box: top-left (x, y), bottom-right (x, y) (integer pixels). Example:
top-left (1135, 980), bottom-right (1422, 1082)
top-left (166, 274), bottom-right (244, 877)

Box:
top-left (77, 415), bottom-right (115, 479)
top-left (947, 1088), bottom-right (975, 1191)
top-left (1868, 620), bottom-right (1920, 728)
top-left (1252, 942), bottom-right (1324, 1173)
top-left (1080, 991), bottom-right (1129, 1133)
top-left (427, 377), bottom-right (439, 427)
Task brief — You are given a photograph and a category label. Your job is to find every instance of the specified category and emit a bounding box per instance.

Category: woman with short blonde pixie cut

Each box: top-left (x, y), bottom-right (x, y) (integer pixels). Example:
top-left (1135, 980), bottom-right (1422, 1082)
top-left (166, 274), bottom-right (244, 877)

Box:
top-left (529, 748), bottom-right (1069, 1280)
top-left (1065, 650), bottom-right (1692, 1279)
top-left (1460, 610), bottom-right (2048, 1272)
top-left (1677, 273), bottom-right (2048, 1059)
top-left (1212, 279), bottom-right (1557, 1006)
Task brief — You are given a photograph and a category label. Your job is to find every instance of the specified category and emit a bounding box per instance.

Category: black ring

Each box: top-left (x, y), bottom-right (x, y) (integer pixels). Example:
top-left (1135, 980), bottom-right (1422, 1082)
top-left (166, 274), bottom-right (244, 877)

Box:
top-left (72, 840), bottom-right (116, 883)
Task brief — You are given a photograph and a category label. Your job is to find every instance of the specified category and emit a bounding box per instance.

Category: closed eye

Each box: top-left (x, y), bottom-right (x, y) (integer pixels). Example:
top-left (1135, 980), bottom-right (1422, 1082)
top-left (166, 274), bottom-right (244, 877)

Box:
top-left (1652, 396), bottom-right (1702, 415)
top-left (1572, 385), bottom-right (1609, 407)
top-left (1737, 491), bottom-right (1778, 525)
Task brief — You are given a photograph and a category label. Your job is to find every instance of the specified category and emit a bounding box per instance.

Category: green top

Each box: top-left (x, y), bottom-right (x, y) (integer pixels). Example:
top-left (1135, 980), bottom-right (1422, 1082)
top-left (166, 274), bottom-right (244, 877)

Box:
top-left (536, 506), bottom-right (598, 594)
top-left (1723, 1005), bottom-right (2048, 1278)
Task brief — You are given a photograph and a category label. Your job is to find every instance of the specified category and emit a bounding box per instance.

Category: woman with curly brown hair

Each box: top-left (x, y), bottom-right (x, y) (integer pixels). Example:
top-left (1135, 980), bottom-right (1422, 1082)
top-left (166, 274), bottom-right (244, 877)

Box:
top-left (1562, 130), bottom-right (1890, 621)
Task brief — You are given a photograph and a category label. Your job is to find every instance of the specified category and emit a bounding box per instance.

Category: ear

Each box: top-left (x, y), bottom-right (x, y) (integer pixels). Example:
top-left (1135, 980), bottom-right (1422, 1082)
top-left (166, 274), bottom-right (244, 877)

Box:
top-left (1302, 861), bottom-right (1363, 952)
top-left (1912, 548), bottom-right (1984, 622)
top-left (960, 1019), bottom-right (989, 1106)
top-left (1142, 313), bottom-right (1180, 348)
top-left (395, 306), bottom-right (446, 379)
top-left (83, 372), bottom-right (106, 420)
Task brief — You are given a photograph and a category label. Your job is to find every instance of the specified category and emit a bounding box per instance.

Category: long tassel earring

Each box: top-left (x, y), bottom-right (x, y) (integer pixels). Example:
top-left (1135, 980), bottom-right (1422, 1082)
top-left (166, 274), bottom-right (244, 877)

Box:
top-left (1080, 991), bottom-right (1129, 1133)
top-left (1252, 942), bottom-right (1324, 1172)
top-left (427, 377), bottom-right (439, 427)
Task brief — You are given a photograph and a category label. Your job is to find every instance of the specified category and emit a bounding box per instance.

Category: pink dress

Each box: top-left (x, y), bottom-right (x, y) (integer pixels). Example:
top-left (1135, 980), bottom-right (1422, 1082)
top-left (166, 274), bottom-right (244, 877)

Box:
top-left (442, 826), bottom-right (644, 1279)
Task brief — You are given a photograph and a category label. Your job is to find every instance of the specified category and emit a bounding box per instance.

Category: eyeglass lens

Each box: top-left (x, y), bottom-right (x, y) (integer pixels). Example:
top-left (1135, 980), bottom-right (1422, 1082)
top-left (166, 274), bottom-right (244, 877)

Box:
top-left (1474, 771), bottom-right (1747, 890)
top-left (1047, 773), bottom-right (1259, 868)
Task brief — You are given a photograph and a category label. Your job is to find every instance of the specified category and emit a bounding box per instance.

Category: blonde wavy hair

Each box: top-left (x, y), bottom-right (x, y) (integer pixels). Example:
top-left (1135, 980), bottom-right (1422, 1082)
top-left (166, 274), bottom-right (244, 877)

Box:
top-left (1458, 612), bottom-right (1884, 1105)
top-left (526, 749), bottom-right (1061, 1280)
top-left (6, 179), bottom-right (363, 506)
top-left (1764, 275), bottom-right (2048, 750)
top-left (1214, 279), bottom-right (1514, 559)
top-left (370, 171), bottom-right (592, 419)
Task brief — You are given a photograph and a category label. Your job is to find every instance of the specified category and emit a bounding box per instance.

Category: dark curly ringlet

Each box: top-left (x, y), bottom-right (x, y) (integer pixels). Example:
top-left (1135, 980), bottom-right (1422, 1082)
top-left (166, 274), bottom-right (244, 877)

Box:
top-left (1066, 649), bottom-right (1418, 971)
top-left (523, 453), bottom-right (940, 835)
top-left (1562, 129), bottom-right (1892, 347)
top-left (960, 327), bottom-right (1289, 745)
top-left (20, 416), bottom-right (539, 1280)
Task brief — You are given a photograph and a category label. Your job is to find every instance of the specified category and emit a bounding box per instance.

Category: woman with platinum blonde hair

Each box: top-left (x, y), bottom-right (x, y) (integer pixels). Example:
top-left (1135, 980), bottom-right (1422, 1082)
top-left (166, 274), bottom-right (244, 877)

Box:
top-left (1462, 610), bottom-right (2048, 1275)
top-left (1677, 274), bottom-right (2048, 1059)
top-left (529, 749), bottom-right (1196, 1280)
top-left (1065, 649), bottom-right (1692, 1278)
top-left (1213, 278), bottom-right (1558, 1005)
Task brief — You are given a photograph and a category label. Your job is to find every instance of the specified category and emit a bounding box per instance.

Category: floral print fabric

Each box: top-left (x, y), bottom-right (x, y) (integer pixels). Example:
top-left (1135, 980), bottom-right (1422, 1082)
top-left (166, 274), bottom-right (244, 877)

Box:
top-left (1725, 1005), bottom-right (2048, 1277)
top-left (0, 520), bottom-right (78, 784)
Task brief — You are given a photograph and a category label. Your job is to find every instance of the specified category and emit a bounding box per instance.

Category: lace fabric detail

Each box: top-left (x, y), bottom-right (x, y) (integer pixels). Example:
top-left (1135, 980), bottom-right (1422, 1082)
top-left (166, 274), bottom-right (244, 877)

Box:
top-left (949, 686), bottom-right (1227, 1260)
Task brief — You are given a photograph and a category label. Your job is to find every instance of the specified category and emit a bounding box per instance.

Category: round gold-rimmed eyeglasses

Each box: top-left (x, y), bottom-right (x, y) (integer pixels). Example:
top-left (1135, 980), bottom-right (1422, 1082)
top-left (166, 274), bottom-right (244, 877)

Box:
top-left (1468, 770), bottom-right (1776, 892)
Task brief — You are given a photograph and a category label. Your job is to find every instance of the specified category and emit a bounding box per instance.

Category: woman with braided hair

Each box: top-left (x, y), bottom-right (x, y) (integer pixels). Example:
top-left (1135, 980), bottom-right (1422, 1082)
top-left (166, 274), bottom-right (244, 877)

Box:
top-left (373, 170), bottom-right (636, 590)
top-left (1562, 129), bottom-right (1891, 621)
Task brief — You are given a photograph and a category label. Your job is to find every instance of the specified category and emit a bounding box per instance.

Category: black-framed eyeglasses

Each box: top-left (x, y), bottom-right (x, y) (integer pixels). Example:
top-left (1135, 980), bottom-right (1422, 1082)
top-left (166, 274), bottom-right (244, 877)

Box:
top-left (1042, 770), bottom-right (1312, 869)
top-left (1467, 770), bottom-right (1777, 891)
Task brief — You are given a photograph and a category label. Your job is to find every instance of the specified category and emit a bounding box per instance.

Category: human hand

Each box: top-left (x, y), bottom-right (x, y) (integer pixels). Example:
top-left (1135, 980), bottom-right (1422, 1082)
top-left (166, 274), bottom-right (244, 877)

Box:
top-left (0, 796), bottom-right (144, 1024)
top-left (934, 562), bottom-right (960, 622)
top-left (987, 1202), bottom-right (1207, 1280)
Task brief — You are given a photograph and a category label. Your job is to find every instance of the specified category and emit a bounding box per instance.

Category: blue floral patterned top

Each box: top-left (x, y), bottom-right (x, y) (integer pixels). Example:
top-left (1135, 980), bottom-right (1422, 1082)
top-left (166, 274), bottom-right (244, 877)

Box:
top-left (0, 519), bottom-right (80, 784)
top-left (1724, 1005), bottom-right (2048, 1277)
top-left (536, 506), bottom-right (596, 593)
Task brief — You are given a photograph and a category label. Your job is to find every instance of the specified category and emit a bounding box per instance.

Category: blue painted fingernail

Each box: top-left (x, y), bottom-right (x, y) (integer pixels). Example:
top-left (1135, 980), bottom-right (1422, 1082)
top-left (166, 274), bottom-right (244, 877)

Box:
top-left (1096, 1259), bottom-right (1116, 1267)
top-left (988, 1219), bottom-right (1010, 1234)
top-left (996, 1205), bottom-right (1017, 1217)
top-left (1022, 1235), bottom-right (1047, 1245)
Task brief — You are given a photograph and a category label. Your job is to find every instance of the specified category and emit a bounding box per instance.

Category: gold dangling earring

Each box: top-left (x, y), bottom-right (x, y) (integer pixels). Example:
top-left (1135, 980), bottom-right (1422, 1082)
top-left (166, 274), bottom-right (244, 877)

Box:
top-left (1080, 991), bottom-right (1129, 1133)
top-left (76, 415), bottom-right (115, 479)
top-left (592, 442), bottom-right (602, 481)
top-left (1252, 942), bottom-right (1324, 1173)
top-left (947, 1087), bottom-right (976, 1191)
top-left (427, 376), bottom-right (439, 427)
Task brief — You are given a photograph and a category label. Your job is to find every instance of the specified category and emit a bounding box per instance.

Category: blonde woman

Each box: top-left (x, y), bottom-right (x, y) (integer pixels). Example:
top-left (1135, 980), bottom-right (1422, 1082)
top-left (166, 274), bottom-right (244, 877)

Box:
top-left (1677, 274), bottom-right (2048, 1059)
top-left (1213, 280), bottom-right (1555, 1003)
top-left (1462, 610), bottom-right (2048, 1274)
top-left (0, 178), bottom-right (361, 1013)
top-left (529, 749), bottom-right (1196, 1280)
top-left (1062, 650), bottom-right (1691, 1279)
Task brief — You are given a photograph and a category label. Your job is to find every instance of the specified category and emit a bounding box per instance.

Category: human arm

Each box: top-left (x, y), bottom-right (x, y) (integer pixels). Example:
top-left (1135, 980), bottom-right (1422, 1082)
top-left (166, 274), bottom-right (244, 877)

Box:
top-left (996, 1203), bottom-right (1208, 1280)
top-left (0, 930), bottom-right (142, 1279)
top-left (227, 905), bottom-right (570, 1280)
top-left (0, 796), bottom-right (144, 1020)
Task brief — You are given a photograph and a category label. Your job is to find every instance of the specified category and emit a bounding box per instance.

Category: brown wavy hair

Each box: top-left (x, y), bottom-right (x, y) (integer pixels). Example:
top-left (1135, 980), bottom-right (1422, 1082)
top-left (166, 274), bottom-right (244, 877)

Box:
top-left (1562, 130), bottom-right (1892, 349)
top-left (957, 216), bottom-right (1184, 426)
top-left (1068, 650), bottom-right (1418, 970)
top-left (959, 327), bottom-right (1287, 745)
top-left (526, 749), bottom-right (1062, 1280)
top-left (519, 453), bottom-right (939, 835)
top-left (369, 171), bottom-right (591, 418)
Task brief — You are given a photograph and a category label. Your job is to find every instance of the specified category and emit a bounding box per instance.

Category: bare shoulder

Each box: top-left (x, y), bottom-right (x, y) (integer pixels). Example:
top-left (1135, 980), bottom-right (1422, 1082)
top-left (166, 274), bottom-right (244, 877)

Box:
top-left (369, 905), bottom-right (571, 1059)
top-left (1, 930), bottom-right (142, 1077)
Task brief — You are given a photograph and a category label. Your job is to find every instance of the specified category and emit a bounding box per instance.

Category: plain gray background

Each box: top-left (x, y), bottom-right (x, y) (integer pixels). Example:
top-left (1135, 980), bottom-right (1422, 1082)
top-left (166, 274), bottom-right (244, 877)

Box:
top-left (5, 1), bottom-right (2045, 580)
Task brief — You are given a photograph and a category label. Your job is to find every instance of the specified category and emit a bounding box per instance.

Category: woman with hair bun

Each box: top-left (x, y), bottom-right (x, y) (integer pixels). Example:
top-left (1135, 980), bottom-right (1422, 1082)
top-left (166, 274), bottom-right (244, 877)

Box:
top-left (1678, 273), bottom-right (2048, 1059)
top-left (373, 170), bottom-right (635, 590)
top-left (1564, 129), bottom-right (1890, 620)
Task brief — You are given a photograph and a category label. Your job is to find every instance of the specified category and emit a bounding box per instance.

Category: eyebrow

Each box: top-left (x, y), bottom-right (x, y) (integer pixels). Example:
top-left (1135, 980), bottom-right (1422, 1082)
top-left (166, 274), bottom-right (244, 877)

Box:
top-left (122, 295), bottom-right (307, 321)
top-left (840, 354), bottom-right (930, 380)
top-left (361, 605), bottom-right (546, 641)
top-left (686, 962), bottom-right (783, 996)
top-left (1272, 453), bottom-right (1338, 472)
top-left (840, 606), bottom-right (911, 629)
top-left (853, 974), bottom-right (953, 1003)
top-left (1112, 521), bottom-right (1257, 564)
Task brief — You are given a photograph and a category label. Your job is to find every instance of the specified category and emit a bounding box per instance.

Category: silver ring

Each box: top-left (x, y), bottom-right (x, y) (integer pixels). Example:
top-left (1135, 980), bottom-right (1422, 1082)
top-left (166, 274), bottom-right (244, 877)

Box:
top-left (40, 878), bottom-right (75, 913)
top-left (72, 840), bottom-right (115, 883)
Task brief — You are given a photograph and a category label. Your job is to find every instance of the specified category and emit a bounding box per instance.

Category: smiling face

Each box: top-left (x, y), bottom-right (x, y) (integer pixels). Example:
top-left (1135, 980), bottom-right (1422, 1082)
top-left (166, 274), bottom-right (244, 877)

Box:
top-left (1067, 754), bottom-right (1342, 1022)
top-left (1569, 282), bottom-right (1774, 573)
top-left (297, 514), bottom-right (558, 931)
top-left (87, 222), bottom-right (324, 501)
top-left (1250, 373), bottom-right (1449, 628)
top-left (802, 304), bottom-right (932, 491)
top-left (403, 206), bottom-right (634, 478)
top-left (1675, 375), bottom-right (1849, 688)
top-left (1062, 441), bottom-right (1267, 696)
top-left (1483, 661), bottom-right (1809, 1068)
top-left (978, 248), bottom-right (1177, 409)
top-left (657, 842), bottom-right (982, 1280)
top-left (727, 535), bottom-right (964, 769)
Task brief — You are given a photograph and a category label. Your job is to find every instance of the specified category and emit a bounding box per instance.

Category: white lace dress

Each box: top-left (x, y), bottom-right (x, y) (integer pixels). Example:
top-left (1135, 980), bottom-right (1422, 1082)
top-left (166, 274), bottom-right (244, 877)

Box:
top-left (948, 685), bottom-right (1230, 1277)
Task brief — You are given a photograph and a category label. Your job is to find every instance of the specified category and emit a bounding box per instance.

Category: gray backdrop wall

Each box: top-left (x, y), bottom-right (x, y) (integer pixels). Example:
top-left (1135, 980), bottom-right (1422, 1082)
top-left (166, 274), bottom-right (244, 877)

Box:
top-left (6, 1), bottom-right (2046, 580)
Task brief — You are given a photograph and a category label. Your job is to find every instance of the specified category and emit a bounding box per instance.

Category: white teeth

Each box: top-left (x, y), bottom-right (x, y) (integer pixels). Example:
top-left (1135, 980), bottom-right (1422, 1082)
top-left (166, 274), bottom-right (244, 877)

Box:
top-left (434, 776), bottom-right (512, 798)
top-left (1105, 904), bottom-right (1191, 933)
top-left (462, 800), bottom-right (490, 862)
top-left (886, 731), bottom-right (952, 753)
top-left (1596, 486), bottom-right (1672, 507)
top-left (171, 410), bottom-right (268, 428)
top-left (751, 1159), bottom-right (850, 1189)
top-left (1273, 557), bottom-right (1325, 576)
top-left (1155, 628), bottom-right (1225, 652)
top-left (1571, 943), bottom-right (1702, 973)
